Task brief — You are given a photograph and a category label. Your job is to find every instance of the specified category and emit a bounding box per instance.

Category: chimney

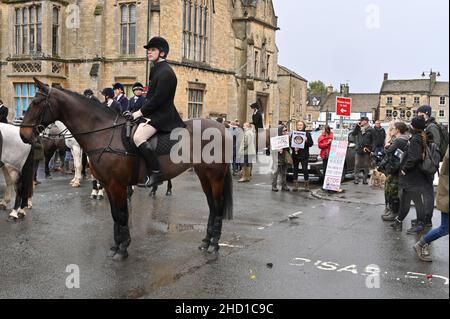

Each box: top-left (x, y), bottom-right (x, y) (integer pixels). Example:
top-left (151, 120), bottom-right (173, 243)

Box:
top-left (340, 84), bottom-right (349, 96)
top-left (384, 73), bottom-right (389, 81)
top-left (327, 85), bottom-right (334, 95)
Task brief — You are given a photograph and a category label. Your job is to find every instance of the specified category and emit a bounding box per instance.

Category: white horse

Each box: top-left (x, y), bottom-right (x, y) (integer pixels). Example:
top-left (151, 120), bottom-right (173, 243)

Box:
top-left (0, 123), bottom-right (34, 220)
top-left (51, 121), bottom-right (83, 188)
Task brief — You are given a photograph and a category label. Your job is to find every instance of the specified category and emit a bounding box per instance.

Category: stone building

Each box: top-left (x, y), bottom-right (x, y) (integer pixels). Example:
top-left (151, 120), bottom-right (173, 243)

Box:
top-left (0, 0), bottom-right (280, 126)
top-left (317, 84), bottom-right (379, 129)
top-left (378, 72), bottom-right (449, 125)
top-left (277, 64), bottom-right (308, 128)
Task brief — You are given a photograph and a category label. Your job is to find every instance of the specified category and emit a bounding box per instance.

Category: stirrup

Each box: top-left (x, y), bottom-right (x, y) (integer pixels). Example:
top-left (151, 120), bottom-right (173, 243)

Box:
top-left (139, 172), bottom-right (163, 188)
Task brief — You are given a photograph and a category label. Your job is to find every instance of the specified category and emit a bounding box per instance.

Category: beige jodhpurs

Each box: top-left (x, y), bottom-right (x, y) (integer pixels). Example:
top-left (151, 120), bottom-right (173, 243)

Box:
top-left (133, 120), bottom-right (158, 147)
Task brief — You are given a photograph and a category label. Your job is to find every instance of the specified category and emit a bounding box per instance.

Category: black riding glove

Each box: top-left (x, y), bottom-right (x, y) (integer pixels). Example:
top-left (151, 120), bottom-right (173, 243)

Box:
top-left (123, 111), bottom-right (133, 120)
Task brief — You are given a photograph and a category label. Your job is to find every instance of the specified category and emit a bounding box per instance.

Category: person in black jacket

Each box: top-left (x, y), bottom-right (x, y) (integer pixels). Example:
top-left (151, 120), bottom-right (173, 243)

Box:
top-left (101, 88), bottom-right (122, 114)
top-left (372, 120), bottom-right (386, 156)
top-left (379, 121), bottom-right (409, 221)
top-left (113, 83), bottom-right (129, 113)
top-left (0, 100), bottom-right (8, 124)
top-left (125, 37), bottom-right (185, 188)
top-left (83, 89), bottom-right (101, 104)
top-left (391, 117), bottom-right (431, 234)
top-left (250, 101), bottom-right (264, 131)
top-left (128, 82), bottom-right (146, 113)
top-left (291, 120), bottom-right (314, 192)
top-left (351, 116), bottom-right (374, 184)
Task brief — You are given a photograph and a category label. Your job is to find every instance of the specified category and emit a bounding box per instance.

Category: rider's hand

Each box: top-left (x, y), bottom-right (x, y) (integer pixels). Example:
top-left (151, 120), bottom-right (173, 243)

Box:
top-left (132, 110), bottom-right (143, 120)
top-left (122, 111), bottom-right (133, 120)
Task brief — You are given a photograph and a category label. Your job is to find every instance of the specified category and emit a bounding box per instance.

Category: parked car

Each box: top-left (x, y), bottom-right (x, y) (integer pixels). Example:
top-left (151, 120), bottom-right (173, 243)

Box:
top-left (287, 130), bottom-right (356, 182)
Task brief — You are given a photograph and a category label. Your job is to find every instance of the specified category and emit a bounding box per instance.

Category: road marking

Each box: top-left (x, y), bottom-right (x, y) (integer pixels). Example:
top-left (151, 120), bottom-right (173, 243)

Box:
top-left (219, 243), bottom-right (244, 249)
top-left (257, 223), bottom-right (274, 230)
top-left (289, 257), bottom-right (449, 286)
top-left (288, 211), bottom-right (303, 219)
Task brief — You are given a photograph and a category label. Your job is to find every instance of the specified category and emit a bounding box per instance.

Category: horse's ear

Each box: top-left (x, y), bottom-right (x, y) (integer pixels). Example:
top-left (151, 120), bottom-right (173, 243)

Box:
top-left (33, 77), bottom-right (48, 93)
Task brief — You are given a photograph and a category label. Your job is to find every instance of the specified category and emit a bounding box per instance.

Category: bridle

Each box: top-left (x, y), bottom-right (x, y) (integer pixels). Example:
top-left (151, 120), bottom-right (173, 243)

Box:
top-left (20, 87), bottom-right (55, 134)
top-left (20, 86), bottom-right (128, 138)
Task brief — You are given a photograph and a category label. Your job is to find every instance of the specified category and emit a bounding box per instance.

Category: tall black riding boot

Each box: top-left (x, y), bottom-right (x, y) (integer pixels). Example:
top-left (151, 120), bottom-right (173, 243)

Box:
top-left (137, 142), bottom-right (163, 188)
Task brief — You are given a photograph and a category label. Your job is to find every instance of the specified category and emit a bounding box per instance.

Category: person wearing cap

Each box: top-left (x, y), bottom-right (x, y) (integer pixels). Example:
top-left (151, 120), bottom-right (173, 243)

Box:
top-left (417, 105), bottom-right (446, 228)
top-left (112, 82), bottom-right (129, 113)
top-left (351, 116), bottom-right (374, 184)
top-left (83, 89), bottom-right (101, 104)
top-left (101, 88), bottom-right (122, 114)
top-left (250, 101), bottom-right (264, 131)
top-left (417, 105), bottom-right (442, 157)
top-left (123, 36), bottom-right (185, 188)
top-left (128, 82), bottom-right (146, 113)
top-left (391, 116), bottom-right (430, 234)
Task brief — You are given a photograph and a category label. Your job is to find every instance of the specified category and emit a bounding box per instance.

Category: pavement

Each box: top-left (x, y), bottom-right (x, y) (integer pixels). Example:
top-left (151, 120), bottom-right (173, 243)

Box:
top-left (0, 164), bottom-right (448, 299)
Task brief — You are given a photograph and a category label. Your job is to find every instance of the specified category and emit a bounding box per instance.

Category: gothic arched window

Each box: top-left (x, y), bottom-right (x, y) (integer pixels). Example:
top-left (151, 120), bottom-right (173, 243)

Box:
top-left (183, 0), bottom-right (210, 62)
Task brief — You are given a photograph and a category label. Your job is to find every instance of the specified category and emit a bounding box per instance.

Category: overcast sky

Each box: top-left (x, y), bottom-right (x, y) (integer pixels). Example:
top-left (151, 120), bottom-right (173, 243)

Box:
top-left (273, 0), bottom-right (449, 93)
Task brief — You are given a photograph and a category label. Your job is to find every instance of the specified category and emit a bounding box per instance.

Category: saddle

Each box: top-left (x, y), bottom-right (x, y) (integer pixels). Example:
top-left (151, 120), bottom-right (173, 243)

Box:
top-left (121, 120), bottom-right (181, 156)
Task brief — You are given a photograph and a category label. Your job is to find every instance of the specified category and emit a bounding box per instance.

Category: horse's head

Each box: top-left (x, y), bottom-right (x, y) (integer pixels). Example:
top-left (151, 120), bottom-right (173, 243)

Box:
top-left (20, 77), bottom-right (59, 144)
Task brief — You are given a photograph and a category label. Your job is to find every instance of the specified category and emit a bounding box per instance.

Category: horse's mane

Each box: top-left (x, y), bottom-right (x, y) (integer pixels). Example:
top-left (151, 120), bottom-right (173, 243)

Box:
top-left (59, 88), bottom-right (119, 117)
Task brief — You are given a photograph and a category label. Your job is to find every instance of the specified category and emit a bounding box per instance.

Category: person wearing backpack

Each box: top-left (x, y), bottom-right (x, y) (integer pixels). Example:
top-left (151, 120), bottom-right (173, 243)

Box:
top-left (414, 147), bottom-right (449, 262)
top-left (379, 122), bottom-right (409, 222)
top-left (391, 117), bottom-right (430, 234)
top-left (417, 105), bottom-right (449, 227)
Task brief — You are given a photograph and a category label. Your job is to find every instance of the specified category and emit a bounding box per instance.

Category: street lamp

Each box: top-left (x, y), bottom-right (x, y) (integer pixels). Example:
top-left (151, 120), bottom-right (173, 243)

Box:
top-left (421, 69), bottom-right (441, 78)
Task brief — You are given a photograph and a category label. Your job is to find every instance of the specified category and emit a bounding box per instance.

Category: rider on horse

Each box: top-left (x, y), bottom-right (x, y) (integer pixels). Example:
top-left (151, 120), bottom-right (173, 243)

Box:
top-left (124, 37), bottom-right (186, 188)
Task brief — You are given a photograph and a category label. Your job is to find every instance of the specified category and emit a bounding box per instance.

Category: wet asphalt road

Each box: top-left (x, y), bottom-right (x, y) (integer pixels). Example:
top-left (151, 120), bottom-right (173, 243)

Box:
top-left (0, 165), bottom-right (448, 299)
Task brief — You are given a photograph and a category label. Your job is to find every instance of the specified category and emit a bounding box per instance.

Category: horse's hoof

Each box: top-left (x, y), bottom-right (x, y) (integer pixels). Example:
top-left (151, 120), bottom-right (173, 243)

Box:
top-left (198, 240), bottom-right (210, 251)
top-left (207, 245), bottom-right (220, 254)
top-left (150, 192), bottom-right (156, 197)
top-left (97, 195), bottom-right (104, 200)
top-left (72, 183), bottom-right (81, 188)
top-left (90, 195), bottom-right (97, 200)
top-left (108, 246), bottom-right (119, 257)
top-left (0, 204), bottom-right (7, 211)
top-left (112, 251), bottom-right (129, 261)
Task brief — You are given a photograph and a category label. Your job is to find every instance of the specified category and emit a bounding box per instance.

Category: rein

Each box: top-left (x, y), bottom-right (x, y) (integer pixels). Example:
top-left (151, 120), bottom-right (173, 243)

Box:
top-left (21, 87), bottom-right (137, 159)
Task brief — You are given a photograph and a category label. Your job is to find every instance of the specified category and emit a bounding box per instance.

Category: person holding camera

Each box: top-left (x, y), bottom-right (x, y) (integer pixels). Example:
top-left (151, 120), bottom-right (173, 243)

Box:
top-left (378, 122), bottom-right (409, 221)
top-left (351, 116), bottom-right (374, 185)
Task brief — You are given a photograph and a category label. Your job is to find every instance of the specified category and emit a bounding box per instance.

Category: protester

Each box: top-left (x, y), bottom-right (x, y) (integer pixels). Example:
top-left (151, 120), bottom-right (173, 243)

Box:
top-left (414, 148), bottom-right (449, 262)
top-left (238, 123), bottom-right (256, 183)
top-left (372, 120), bottom-right (386, 156)
top-left (318, 125), bottom-right (333, 177)
top-left (416, 105), bottom-right (449, 228)
top-left (291, 120), bottom-right (314, 192)
top-left (351, 116), bottom-right (374, 185)
top-left (271, 125), bottom-right (292, 192)
top-left (391, 117), bottom-right (431, 234)
top-left (379, 121), bottom-right (409, 221)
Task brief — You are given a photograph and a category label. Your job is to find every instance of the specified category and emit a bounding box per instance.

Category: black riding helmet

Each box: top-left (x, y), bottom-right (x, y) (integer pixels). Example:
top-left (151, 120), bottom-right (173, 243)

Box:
top-left (101, 88), bottom-right (114, 99)
top-left (144, 37), bottom-right (170, 58)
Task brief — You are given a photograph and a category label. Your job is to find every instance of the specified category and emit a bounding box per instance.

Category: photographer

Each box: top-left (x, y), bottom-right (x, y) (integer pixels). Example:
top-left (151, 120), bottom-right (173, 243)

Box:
top-left (379, 122), bottom-right (409, 221)
top-left (351, 116), bottom-right (374, 185)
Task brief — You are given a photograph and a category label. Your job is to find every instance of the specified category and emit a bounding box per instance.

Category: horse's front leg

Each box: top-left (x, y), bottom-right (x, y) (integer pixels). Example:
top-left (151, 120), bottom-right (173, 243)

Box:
top-left (71, 146), bottom-right (82, 188)
top-left (104, 180), bottom-right (131, 261)
top-left (1, 167), bottom-right (14, 210)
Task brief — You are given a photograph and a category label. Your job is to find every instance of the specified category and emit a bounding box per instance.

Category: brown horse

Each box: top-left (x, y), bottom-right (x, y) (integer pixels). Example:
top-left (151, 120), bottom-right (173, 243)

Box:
top-left (20, 78), bottom-right (233, 261)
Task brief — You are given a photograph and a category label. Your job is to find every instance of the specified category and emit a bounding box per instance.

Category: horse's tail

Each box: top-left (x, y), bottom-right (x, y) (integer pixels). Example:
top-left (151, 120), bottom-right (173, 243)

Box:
top-left (223, 168), bottom-right (233, 220)
top-left (20, 147), bottom-right (35, 203)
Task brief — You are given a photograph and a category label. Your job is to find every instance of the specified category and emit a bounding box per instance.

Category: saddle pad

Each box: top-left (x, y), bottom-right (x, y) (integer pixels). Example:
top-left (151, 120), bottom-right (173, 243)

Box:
top-left (121, 124), bottom-right (181, 156)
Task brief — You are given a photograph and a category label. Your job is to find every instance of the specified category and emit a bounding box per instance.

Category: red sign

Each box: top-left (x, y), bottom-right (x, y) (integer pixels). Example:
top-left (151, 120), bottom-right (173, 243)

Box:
top-left (336, 97), bottom-right (352, 117)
